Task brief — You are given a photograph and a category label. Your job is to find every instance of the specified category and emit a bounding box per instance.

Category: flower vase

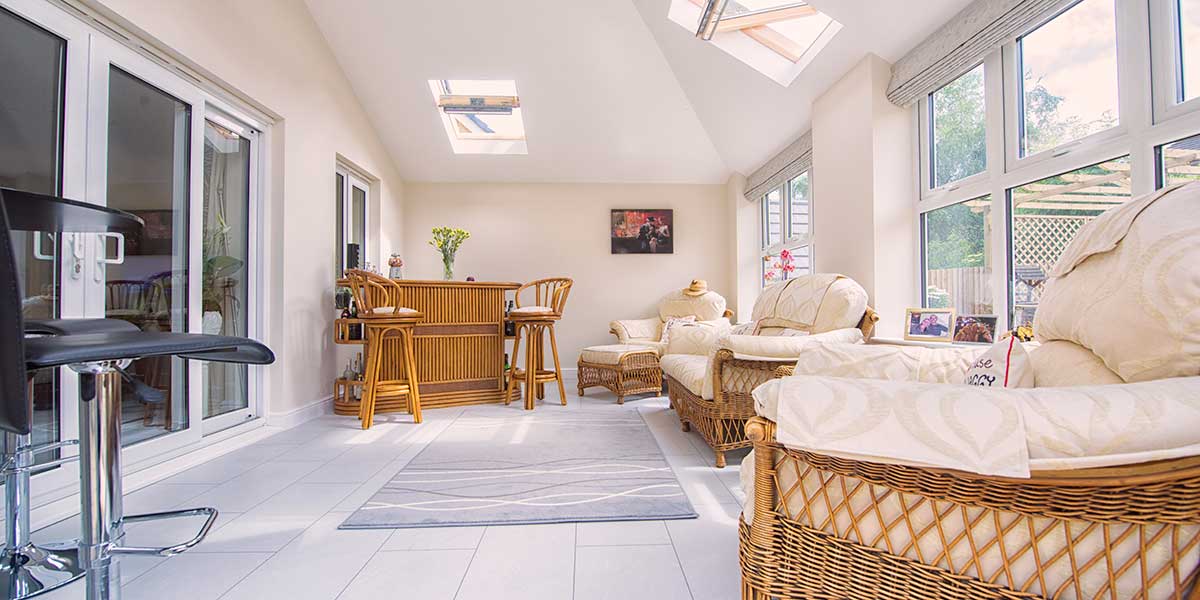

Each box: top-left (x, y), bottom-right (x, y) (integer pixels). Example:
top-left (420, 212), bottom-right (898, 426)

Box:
top-left (442, 253), bottom-right (455, 281)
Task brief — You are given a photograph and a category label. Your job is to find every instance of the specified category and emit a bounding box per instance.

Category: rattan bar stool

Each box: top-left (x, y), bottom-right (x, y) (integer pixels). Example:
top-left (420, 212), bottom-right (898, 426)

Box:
top-left (344, 270), bottom-right (423, 429)
top-left (505, 278), bottom-right (572, 410)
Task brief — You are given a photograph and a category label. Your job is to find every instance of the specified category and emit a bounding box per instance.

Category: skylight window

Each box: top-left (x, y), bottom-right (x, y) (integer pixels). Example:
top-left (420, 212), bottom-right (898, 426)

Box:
top-left (428, 79), bottom-right (527, 155)
top-left (671, 0), bottom-right (840, 86)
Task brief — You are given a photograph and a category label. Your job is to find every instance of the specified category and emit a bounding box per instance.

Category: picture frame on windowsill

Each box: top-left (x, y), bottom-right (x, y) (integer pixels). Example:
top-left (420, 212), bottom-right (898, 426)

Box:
top-left (904, 308), bottom-right (955, 342)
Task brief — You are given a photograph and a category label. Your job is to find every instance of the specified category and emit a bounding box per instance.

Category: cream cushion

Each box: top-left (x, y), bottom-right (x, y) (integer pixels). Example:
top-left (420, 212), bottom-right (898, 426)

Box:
top-left (658, 289), bottom-right (727, 322)
top-left (963, 337), bottom-right (1034, 388)
top-left (665, 325), bottom-right (721, 356)
top-left (751, 275), bottom-right (868, 334)
top-left (791, 340), bottom-right (985, 384)
top-left (1029, 340), bottom-right (1122, 387)
top-left (1034, 182), bottom-right (1200, 383)
top-left (660, 354), bottom-right (707, 396)
top-left (610, 317), bottom-right (663, 343)
top-left (511, 305), bottom-right (555, 316)
top-left (579, 344), bottom-right (658, 366)
top-left (626, 340), bottom-right (667, 356)
top-left (755, 374), bottom-right (1200, 477)
top-left (371, 306), bottom-right (420, 316)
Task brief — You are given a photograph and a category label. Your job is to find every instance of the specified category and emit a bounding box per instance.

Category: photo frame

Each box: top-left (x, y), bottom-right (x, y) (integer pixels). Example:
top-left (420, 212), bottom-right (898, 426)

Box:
top-left (610, 209), bottom-right (673, 254)
top-left (952, 314), bottom-right (999, 344)
top-left (904, 308), bottom-right (955, 342)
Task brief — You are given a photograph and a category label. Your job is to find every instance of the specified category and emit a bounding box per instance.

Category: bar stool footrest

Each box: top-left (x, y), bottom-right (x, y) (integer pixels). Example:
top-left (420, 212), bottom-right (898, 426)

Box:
top-left (111, 507), bottom-right (218, 557)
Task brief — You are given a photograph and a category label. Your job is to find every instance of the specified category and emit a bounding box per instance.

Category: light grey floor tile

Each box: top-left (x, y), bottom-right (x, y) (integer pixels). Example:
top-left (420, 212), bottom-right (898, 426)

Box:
top-left (576, 520), bottom-right (671, 546)
top-left (338, 549), bottom-right (474, 600)
top-left (219, 512), bottom-right (390, 600)
top-left (180, 460), bottom-right (322, 513)
top-left (160, 443), bottom-right (298, 485)
top-left (575, 544), bottom-right (693, 600)
top-left (299, 458), bottom-right (391, 484)
top-left (381, 524), bottom-right (487, 551)
top-left (187, 513), bottom-right (314, 553)
top-left (666, 502), bottom-right (742, 600)
top-left (454, 524), bottom-right (575, 600)
top-left (121, 552), bottom-right (272, 600)
top-left (240, 482), bottom-right (357, 518)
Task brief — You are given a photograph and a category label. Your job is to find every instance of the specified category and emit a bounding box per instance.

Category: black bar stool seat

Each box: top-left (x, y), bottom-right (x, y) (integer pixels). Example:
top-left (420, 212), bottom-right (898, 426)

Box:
top-left (25, 332), bottom-right (274, 371)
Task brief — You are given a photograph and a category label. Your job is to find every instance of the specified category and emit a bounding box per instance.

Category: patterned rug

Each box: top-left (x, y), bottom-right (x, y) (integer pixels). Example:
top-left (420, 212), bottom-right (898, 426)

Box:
top-left (339, 405), bottom-right (696, 529)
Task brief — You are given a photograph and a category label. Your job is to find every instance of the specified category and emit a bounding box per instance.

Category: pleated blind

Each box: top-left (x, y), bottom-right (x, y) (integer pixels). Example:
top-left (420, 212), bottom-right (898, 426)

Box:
top-left (745, 131), bottom-right (813, 201)
top-left (886, 0), bottom-right (1076, 106)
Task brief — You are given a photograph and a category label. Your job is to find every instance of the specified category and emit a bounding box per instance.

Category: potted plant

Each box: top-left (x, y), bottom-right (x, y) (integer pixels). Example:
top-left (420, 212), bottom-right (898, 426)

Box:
top-left (202, 214), bottom-right (245, 335)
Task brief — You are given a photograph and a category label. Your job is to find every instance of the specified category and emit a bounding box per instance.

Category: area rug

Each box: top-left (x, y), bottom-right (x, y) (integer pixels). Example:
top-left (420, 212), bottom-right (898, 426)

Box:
top-left (339, 405), bottom-right (697, 529)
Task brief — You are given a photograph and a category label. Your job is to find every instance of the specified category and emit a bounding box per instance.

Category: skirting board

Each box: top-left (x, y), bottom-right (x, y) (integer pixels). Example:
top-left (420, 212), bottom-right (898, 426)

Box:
top-left (267, 393), bottom-right (334, 429)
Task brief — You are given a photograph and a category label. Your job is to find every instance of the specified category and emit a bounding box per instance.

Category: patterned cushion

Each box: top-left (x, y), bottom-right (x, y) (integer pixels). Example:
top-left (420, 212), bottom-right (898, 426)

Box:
top-left (1034, 182), bottom-right (1200, 382)
top-left (579, 344), bottom-right (658, 366)
top-left (791, 340), bottom-right (984, 383)
top-left (750, 275), bottom-right (868, 334)
top-left (964, 337), bottom-right (1034, 388)
top-left (658, 288), bottom-right (728, 322)
top-left (1029, 340), bottom-right (1122, 387)
top-left (660, 354), bottom-right (707, 396)
top-left (371, 306), bottom-right (420, 316)
top-left (625, 340), bottom-right (668, 357)
top-left (659, 316), bottom-right (696, 344)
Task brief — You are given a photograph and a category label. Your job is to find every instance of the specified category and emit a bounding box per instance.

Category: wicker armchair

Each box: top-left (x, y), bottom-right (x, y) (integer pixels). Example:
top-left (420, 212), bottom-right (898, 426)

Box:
top-left (661, 274), bottom-right (877, 467)
top-left (609, 280), bottom-right (733, 357)
top-left (739, 182), bottom-right (1200, 599)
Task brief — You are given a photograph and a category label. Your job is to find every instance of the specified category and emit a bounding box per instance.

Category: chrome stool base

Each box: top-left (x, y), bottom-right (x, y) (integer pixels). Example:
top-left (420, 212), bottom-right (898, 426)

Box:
top-left (0, 543), bottom-right (84, 599)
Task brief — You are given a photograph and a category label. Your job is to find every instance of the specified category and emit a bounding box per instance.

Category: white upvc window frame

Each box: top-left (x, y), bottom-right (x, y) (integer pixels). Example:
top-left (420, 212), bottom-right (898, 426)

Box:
top-left (912, 0), bottom-right (1200, 328)
top-left (918, 60), bottom-right (991, 199)
top-left (759, 169), bottom-right (815, 287)
top-left (335, 165), bottom-right (370, 275)
top-left (1150, 0), bottom-right (1200, 123)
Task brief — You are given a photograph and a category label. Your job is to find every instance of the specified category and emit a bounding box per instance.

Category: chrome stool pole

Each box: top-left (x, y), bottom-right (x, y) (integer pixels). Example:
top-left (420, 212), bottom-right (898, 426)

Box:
top-left (0, 384), bottom-right (84, 600)
top-left (70, 362), bottom-right (219, 600)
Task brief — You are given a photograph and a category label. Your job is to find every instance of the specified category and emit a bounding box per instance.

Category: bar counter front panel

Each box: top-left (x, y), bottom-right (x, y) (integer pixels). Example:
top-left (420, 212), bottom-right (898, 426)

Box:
top-left (334, 279), bottom-right (520, 416)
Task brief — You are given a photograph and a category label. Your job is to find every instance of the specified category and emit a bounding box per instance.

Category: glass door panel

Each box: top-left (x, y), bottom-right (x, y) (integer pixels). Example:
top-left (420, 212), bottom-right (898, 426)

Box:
top-left (103, 66), bottom-right (192, 445)
top-left (0, 5), bottom-right (65, 465)
top-left (201, 120), bottom-right (250, 419)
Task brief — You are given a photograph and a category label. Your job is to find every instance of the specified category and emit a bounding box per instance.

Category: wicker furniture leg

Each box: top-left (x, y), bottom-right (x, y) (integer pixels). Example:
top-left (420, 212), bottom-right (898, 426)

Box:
top-left (357, 325), bottom-right (383, 429)
top-left (505, 323), bottom-right (523, 406)
top-left (524, 324), bottom-right (537, 410)
top-left (547, 324), bottom-right (567, 405)
top-left (401, 327), bottom-right (422, 424)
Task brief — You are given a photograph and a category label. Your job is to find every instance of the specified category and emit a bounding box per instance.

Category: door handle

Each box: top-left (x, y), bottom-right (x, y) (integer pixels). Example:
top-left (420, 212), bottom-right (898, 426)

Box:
top-left (67, 233), bottom-right (86, 280)
top-left (94, 233), bottom-right (126, 283)
top-left (32, 232), bottom-right (55, 261)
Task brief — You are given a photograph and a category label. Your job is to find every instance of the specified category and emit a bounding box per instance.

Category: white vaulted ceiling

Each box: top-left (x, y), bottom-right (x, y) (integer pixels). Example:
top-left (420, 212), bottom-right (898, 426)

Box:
top-left (303, 0), bottom-right (974, 183)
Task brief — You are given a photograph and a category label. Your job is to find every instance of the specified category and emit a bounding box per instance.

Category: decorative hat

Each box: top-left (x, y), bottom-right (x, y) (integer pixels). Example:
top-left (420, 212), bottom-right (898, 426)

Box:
top-left (683, 279), bottom-right (709, 297)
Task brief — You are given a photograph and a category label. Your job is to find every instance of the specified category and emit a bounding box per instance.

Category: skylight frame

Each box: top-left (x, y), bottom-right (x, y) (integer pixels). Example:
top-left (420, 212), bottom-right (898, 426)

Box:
top-left (428, 79), bottom-right (528, 155)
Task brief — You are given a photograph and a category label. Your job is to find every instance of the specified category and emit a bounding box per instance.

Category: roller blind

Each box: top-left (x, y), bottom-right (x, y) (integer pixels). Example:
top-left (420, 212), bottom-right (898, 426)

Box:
top-left (886, 0), bottom-right (1076, 106)
top-left (745, 131), bottom-right (812, 201)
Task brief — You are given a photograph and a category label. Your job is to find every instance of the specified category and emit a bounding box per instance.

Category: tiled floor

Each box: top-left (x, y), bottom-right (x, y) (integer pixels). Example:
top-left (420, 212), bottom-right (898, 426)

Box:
top-left (35, 387), bottom-right (749, 600)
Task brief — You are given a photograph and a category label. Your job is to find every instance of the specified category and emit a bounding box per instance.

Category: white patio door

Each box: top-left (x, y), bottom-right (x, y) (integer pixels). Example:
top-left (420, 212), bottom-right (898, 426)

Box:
top-left (1, 0), bottom-right (263, 495)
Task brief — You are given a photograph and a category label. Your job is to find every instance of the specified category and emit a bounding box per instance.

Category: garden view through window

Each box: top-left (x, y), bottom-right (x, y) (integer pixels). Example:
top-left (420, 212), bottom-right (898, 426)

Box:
top-left (931, 63), bottom-right (985, 188)
top-left (923, 196), bottom-right (991, 315)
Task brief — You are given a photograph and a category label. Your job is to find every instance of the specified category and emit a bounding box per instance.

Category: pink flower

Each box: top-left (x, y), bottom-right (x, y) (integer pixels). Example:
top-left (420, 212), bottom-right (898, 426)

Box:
top-left (764, 270), bottom-right (777, 280)
top-left (779, 249), bottom-right (792, 260)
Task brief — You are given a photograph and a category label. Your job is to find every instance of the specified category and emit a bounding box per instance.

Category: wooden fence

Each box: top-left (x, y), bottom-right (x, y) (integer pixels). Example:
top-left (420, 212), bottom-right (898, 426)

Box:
top-left (926, 266), bottom-right (991, 315)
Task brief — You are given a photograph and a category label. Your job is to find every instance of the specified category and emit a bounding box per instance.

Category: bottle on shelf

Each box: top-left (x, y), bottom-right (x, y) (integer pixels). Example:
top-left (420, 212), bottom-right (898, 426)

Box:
top-left (348, 298), bottom-right (362, 340)
top-left (504, 300), bottom-right (515, 337)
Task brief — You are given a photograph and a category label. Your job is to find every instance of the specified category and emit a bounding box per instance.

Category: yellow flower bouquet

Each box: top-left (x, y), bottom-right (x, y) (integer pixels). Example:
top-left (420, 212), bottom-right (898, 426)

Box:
top-left (429, 226), bottom-right (470, 280)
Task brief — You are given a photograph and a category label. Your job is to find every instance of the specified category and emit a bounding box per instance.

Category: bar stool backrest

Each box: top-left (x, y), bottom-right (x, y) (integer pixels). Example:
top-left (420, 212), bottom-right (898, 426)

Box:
top-left (0, 192), bottom-right (28, 435)
top-left (343, 269), bottom-right (405, 315)
top-left (515, 277), bottom-right (573, 316)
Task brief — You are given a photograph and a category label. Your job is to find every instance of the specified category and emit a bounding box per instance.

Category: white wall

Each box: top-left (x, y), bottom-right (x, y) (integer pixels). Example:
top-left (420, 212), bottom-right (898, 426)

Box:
top-left (90, 0), bottom-right (406, 418)
top-left (725, 173), bottom-right (759, 322)
top-left (812, 54), bottom-right (915, 338)
top-left (402, 182), bottom-right (731, 365)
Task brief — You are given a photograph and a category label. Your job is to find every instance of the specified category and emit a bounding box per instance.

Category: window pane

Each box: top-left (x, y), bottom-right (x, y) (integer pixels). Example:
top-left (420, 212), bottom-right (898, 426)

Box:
top-left (202, 120), bottom-right (250, 420)
top-left (1019, 0), bottom-right (1119, 156)
top-left (1, 6), bottom-right (65, 468)
top-left (106, 67), bottom-right (191, 445)
top-left (1009, 156), bottom-right (1131, 325)
top-left (335, 172), bottom-right (344, 273)
top-left (762, 245), bottom-right (811, 287)
top-left (1180, 0), bottom-right (1200, 102)
top-left (931, 64), bottom-right (986, 187)
top-left (351, 183), bottom-right (366, 269)
top-left (1159, 133), bottom-right (1200, 186)
top-left (923, 197), bottom-right (992, 315)
top-left (787, 172), bottom-right (810, 238)
top-left (763, 187), bottom-right (782, 247)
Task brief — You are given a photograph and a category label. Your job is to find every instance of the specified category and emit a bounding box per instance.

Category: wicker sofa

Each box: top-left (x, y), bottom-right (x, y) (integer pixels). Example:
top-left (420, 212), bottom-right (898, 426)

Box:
top-left (660, 274), bottom-right (878, 467)
top-left (739, 182), bottom-right (1200, 599)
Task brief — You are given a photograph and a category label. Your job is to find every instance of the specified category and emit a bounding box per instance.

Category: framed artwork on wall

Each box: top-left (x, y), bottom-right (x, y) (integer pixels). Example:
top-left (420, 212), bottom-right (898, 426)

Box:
top-left (611, 209), bottom-right (673, 254)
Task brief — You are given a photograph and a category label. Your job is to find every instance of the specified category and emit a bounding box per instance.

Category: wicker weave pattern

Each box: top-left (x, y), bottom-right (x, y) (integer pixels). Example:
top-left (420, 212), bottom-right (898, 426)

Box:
top-left (741, 413), bottom-right (1200, 600)
top-left (577, 351), bottom-right (662, 404)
